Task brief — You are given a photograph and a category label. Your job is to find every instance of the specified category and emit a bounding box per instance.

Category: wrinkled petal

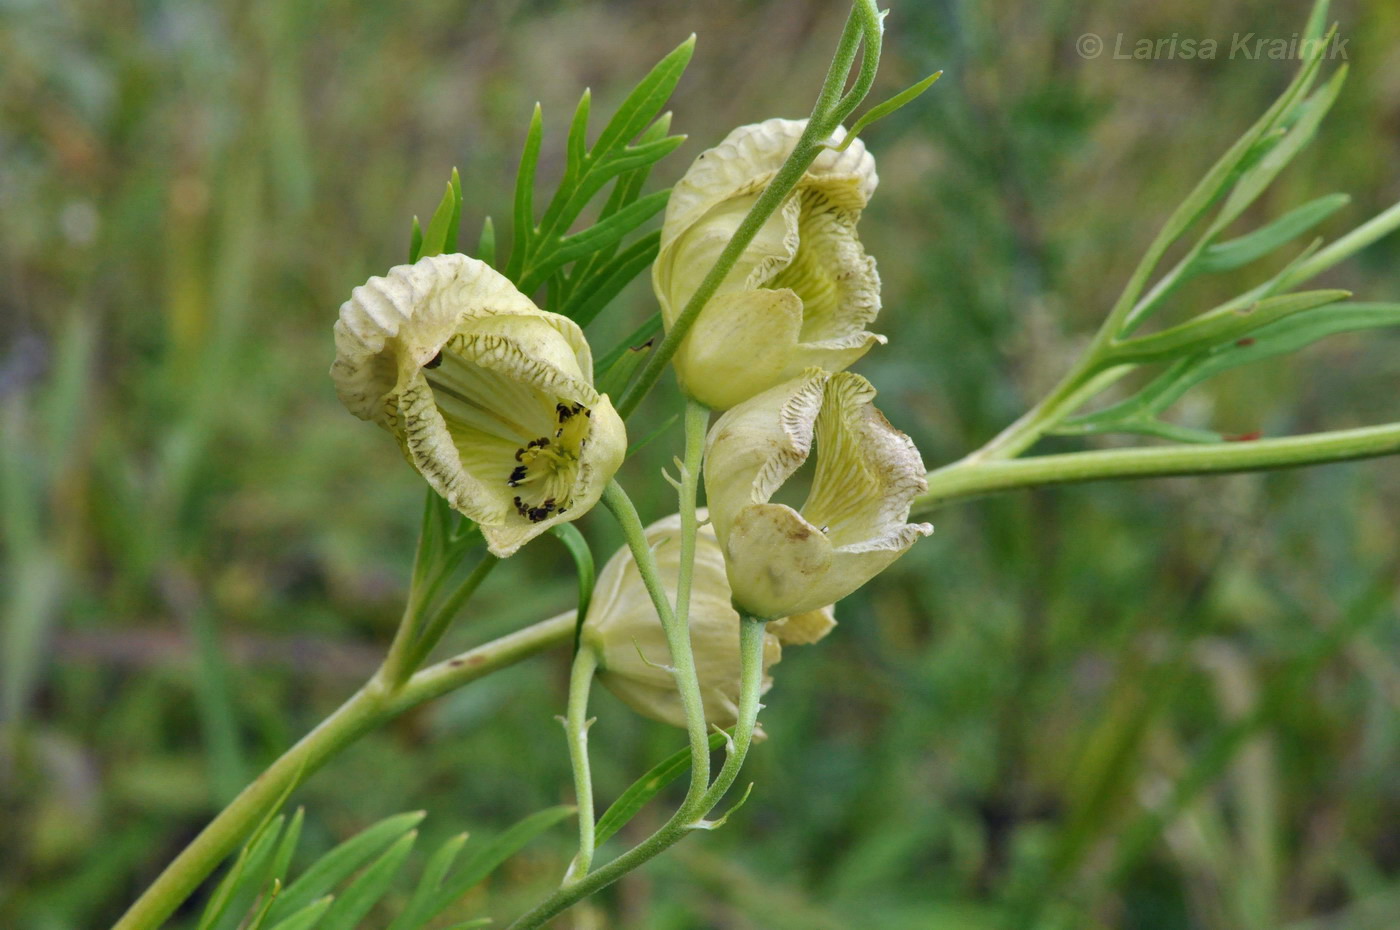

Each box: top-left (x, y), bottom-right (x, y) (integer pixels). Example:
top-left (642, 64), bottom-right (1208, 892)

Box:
top-left (653, 118), bottom-right (883, 411)
top-left (331, 253), bottom-right (626, 557)
top-left (705, 371), bottom-right (933, 618)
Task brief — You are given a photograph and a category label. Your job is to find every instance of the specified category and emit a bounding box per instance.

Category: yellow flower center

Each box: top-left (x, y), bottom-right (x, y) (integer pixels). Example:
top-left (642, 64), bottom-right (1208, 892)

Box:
top-left (424, 336), bottom-right (594, 524)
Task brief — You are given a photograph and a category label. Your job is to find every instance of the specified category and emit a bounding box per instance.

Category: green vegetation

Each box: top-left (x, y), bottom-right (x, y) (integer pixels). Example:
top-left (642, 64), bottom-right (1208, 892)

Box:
top-left (2, 0), bottom-right (1397, 927)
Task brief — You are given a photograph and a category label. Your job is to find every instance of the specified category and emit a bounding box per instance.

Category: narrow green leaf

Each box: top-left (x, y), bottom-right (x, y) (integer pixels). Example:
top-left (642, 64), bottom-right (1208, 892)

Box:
top-left (1111, 289), bottom-right (1350, 363)
top-left (384, 833), bottom-right (470, 930)
top-left (593, 35), bottom-right (695, 157)
top-left (269, 808), bottom-right (305, 891)
top-left (597, 114), bottom-right (673, 223)
top-left (409, 216), bottom-right (423, 263)
top-left (197, 814), bottom-right (287, 930)
top-left (527, 189), bottom-right (669, 291)
top-left (1195, 193), bottom-right (1349, 274)
top-left (1118, 23), bottom-right (1339, 332)
top-left (421, 176), bottom-right (461, 259)
top-left (478, 216), bottom-right (496, 268)
top-left (564, 114), bottom-right (674, 295)
top-left (506, 103), bottom-right (544, 281)
top-left (835, 70), bottom-right (942, 150)
top-left (1278, 199), bottom-right (1400, 290)
top-left (263, 811), bottom-right (426, 926)
top-left (550, 522), bottom-right (596, 651)
top-left (1214, 64), bottom-right (1347, 232)
top-left (266, 895), bottom-right (334, 930)
top-left (595, 733), bottom-right (728, 847)
top-left (447, 167), bottom-right (462, 253)
top-left (1303, 0), bottom-right (1332, 47)
top-left (547, 134), bottom-right (686, 247)
top-left (594, 313), bottom-right (663, 393)
top-left (567, 88), bottom-right (592, 176)
top-left (1072, 303), bottom-right (1400, 432)
top-left (242, 878), bottom-right (283, 930)
top-left (427, 806), bottom-right (575, 915)
top-left (318, 830), bottom-right (418, 930)
top-left (565, 230), bottom-right (662, 327)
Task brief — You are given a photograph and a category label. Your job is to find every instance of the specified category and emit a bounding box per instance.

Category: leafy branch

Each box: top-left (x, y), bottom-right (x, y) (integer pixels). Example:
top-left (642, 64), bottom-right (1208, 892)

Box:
top-left (918, 0), bottom-right (1400, 507)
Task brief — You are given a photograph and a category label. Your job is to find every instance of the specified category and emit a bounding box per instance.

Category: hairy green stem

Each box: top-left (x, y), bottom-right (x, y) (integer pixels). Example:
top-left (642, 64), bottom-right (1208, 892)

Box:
top-left (111, 611), bottom-right (575, 930)
top-left (671, 399), bottom-right (711, 796)
top-left (615, 0), bottom-right (882, 419)
top-left (915, 422), bottom-right (1400, 515)
top-left (561, 647), bottom-right (599, 886)
top-left (506, 616), bottom-right (769, 930)
top-left (698, 615), bottom-right (767, 811)
top-left (600, 481), bottom-right (712, 795)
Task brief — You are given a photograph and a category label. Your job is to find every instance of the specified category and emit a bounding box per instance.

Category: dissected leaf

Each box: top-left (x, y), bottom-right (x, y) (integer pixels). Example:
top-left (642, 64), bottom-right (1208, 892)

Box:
top-left (384, 833), bottom-right (470, 930)
top-left (426, 806), bottom-right (575, 915)
top-left (593, 35), bottom-right (694, 156)
top-left (318, 830), bottom-right (418, 930)
top-left (266, 895), bottom-right (334, 930)
top-left (565, 231), bottom-right (662, 327)
top-left (1066, 303), bottom-right (1400, 436)
top-left (262, 811), bottom-right (426, 926)
top-left (1194, 193), bottom-right (1349, 274)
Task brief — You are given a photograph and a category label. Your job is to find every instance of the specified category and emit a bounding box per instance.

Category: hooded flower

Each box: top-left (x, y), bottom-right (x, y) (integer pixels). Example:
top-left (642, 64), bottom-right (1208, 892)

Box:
top-left (331, 253), bottom-right (626, 557)
top-left (652, 117), bottom-right (884, 411)
top-left (704, 369), bottom-right (933, 620)
top-left (580, 511), bottom-right (835, 732)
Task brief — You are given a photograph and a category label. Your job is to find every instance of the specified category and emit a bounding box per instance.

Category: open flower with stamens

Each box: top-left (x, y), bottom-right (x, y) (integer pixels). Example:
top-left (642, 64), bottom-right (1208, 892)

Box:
top-left (580, 511), bottom-right (835, 732)
top-left (653, 117), bottom-right (884, 410)
top-left (331, 253), bottom-right (626, 557)
top-left (704, 369), bottom-right (933, 620)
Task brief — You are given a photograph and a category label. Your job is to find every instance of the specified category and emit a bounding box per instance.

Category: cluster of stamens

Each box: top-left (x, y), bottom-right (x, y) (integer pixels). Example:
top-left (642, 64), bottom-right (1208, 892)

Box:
top-left (507, 401), bottom-right (592, 523)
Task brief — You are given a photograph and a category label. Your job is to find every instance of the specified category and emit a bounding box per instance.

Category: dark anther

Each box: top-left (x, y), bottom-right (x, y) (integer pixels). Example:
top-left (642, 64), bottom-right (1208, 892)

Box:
top-left (508, 465), bottom-right (528, 486)
top-left (424, 351), bottom-right (443, 369)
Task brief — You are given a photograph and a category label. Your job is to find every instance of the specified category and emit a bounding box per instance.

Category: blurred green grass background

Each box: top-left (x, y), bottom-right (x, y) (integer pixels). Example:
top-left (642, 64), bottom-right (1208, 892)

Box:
top-left (2, 0), bottom-right (1399, 927)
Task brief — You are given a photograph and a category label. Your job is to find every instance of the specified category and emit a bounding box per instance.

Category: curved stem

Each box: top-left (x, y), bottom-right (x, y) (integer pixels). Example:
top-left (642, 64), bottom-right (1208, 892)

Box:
top-left (561, 647), bottom-right (599, 886)
top-left (505, 616), bottom-right (769, 930)
top-left (699, 616), bottom-right (767, 811)
top-left (914, 422), bottom-right (1400, 515)
top-left (111, 611), bottom-right (575, 930)
top-left (600, 481), bottom-right (712, 797)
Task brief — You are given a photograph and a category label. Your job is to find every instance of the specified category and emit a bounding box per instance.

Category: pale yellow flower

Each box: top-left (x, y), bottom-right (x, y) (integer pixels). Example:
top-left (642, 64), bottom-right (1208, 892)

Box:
top-left (652, 117), bottom-right (885, 410)
top-left (704, 369), bottom-right (932, 620)
top-left (581, 511), bottom-right (835, 732)
top-left (331, 253), bottom-right (626, 557)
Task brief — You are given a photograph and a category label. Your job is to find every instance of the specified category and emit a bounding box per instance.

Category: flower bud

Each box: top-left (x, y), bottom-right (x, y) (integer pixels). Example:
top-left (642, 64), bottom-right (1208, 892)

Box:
top-left (704, 369), bottom-right (933, 620)
top-left (331, 253), bottom-right (626, 557)
top-left (581, 512), bottom-right (835, 731)
top-left (652, 117), bottom-right (885, 410)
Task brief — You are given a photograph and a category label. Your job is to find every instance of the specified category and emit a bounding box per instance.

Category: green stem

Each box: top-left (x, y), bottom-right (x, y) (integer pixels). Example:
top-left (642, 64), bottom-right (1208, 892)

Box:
top-left (600, 481), bottom-right (712, 797)
top-left (615, 0), bottom-right (882, 419)
top-left (561, 647), bottom-right (599, 886)
top-left (961, 363), bottom-right (1131, 463)
top-left (698, 616), bottom-right (767, 811)
top-left (111, 611), bottom-right (575, 930)
top-left (914, 422), bottom-right (1400, 515)
top-left (505, 617), bottom-right (769, 930)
